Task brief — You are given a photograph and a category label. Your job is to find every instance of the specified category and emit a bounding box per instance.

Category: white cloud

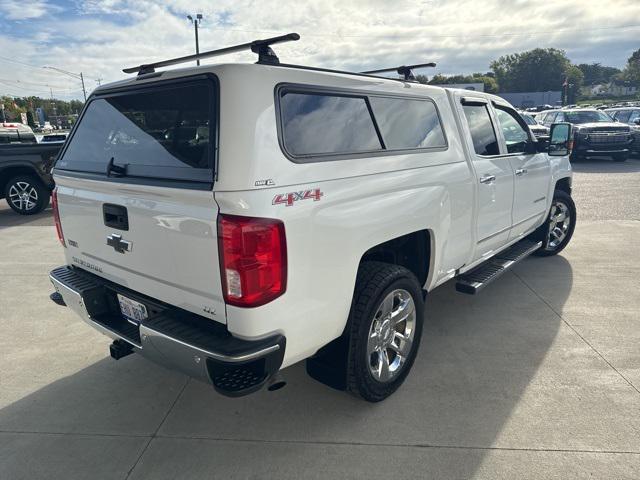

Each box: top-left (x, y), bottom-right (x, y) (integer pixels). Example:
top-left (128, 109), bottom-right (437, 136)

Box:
top-left (1, 0), bottom-right (639, 100)
top-left (0, 0), bottom-right (51, 20)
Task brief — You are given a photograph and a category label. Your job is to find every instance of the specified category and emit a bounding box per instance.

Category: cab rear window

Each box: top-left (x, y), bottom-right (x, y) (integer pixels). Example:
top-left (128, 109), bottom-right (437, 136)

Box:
top-left (56, 79), bottom-right (216, 184)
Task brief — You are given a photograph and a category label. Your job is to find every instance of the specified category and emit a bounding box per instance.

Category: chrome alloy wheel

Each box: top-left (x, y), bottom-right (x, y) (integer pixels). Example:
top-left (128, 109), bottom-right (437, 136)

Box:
top-left (547, 200), bottom-right (571, 250)
top-left (8, 181), bottom-right (39, 212)
top-left (366, 289), bottom-right (416, 383)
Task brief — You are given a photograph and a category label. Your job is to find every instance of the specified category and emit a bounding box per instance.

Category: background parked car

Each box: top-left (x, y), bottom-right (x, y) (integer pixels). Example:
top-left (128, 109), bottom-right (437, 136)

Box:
top-left (538, 109), bottom-right (632, 162)
top-left (0, 142), bottom-right (62, 214)
top-left (0, 123), bottom-right (37, 145)
top-left (517, 111), bottom-right (550, 138)
top-left (605, 107), bottom-right (640, 157)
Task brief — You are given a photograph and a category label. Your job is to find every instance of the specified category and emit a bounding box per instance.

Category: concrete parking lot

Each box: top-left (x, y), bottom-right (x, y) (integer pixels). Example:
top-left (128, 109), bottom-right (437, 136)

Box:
top-left (1, 159), bottom-right (639, 479)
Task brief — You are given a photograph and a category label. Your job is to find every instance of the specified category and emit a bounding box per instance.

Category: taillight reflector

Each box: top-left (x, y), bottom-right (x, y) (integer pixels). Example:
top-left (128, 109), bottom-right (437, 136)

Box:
top-left (52, 188), bottom-right (65, 247)
top-left (217, 214), bottom-right (287, 308)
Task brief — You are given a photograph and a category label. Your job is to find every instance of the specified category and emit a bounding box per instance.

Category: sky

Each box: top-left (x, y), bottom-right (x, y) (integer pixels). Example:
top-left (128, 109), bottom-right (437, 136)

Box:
top-left (0, 0), bottom-right (639, 101)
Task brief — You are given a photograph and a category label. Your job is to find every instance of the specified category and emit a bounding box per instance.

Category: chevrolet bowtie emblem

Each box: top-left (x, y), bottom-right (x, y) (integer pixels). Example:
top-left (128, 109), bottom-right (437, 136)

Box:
top-left (107, 234), bottom-right (133, 254)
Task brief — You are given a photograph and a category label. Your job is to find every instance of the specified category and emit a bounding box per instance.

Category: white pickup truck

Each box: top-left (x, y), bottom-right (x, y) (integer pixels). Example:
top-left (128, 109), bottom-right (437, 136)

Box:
top-left (49, 35), bottom-right (575, 402)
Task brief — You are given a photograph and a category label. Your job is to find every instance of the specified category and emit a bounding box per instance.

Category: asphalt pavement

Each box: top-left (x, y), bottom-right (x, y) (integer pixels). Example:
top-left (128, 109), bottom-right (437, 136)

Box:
top-left (1, 158), bottom-right (639, 479)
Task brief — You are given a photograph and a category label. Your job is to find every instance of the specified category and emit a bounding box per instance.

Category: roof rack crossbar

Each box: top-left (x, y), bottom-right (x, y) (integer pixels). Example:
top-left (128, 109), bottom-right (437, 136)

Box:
top-left (123, 33), bottom-right (300, 75)
top-left (361, 62), bottom-right (436, 81)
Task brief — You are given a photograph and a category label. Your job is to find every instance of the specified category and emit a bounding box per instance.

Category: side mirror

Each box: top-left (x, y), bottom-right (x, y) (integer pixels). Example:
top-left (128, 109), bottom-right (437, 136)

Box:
top-left (548, 123), bottom-right (573, 157)
top-left (634, 118), bottom-right (640, 126)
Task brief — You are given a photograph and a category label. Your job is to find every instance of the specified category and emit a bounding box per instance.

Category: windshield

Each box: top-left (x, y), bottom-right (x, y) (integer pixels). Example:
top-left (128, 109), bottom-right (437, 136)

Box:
top-left (564, 110), bottom-right (613, 124)
top-left (519, 113), bottom-right (537, 126)
top-left (56, 79), bottom-right (216, 184)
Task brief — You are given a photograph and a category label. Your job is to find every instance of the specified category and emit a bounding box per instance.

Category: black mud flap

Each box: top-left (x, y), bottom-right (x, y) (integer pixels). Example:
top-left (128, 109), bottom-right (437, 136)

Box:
top-left (305, 335), bottom-right (350, 391)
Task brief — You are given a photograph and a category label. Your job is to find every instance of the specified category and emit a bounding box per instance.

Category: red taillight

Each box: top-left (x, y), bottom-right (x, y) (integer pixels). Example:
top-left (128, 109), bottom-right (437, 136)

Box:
top-left (52, 188), bottom-right (65, 247)
top-left (218, 214), bottom-right (287, 308)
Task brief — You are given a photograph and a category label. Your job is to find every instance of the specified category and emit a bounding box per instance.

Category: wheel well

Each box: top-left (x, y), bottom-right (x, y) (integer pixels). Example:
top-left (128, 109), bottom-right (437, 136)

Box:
top-left (0, 166), bottom-right (40, 199)
top-left (360, 230), bottom-right (431, 287)
top-left (555, 177), bottom-right (571, 196)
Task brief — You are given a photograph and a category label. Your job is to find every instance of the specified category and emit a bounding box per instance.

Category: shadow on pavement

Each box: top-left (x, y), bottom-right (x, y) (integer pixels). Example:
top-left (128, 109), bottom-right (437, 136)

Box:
top-left (0, 256), bottom-right (573, 478)
top-left (0, 202), bottom-right (53, 228)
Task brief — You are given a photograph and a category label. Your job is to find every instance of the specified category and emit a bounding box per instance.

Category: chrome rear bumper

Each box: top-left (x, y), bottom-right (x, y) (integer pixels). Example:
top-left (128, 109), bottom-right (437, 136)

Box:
top-left (49, 266), bottom-right (285, 397)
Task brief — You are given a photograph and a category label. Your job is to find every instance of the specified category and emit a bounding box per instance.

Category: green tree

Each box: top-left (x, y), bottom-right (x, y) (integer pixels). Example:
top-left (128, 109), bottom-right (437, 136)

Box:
top-left (490, 48), bottom-right (570, 92)
top-left (564, 64), bottom-right (584, 103)
top-left (576, 63), bottom-right (621, 85)
top-left (622, 48), bottom-right (640, 85)
top-left (26, 111), bottom-right (36, 129)
top-left (425, 73), bottom-right (498, 93)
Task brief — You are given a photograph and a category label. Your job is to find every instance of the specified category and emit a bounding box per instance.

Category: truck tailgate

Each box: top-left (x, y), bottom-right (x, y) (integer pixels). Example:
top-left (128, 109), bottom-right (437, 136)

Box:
top-left (55, 174), bottom-right (226, 324)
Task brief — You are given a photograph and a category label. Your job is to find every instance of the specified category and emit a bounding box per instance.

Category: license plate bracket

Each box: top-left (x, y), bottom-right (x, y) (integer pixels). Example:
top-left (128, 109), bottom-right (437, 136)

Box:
top-left (117, 293), bottom-right (148, 324)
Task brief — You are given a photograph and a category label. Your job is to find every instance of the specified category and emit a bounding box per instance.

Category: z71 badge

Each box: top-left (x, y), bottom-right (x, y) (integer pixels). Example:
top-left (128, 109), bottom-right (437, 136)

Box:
top-left (272, 188), bottom-right (323, 207)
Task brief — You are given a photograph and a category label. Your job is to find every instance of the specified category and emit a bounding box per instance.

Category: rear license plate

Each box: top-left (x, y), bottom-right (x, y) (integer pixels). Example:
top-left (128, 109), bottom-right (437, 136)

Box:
top-left (117, 293), bottom-right (148, 324)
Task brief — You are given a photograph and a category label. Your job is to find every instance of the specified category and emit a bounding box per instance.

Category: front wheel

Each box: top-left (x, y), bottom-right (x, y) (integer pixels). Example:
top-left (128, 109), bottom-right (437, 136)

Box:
top-left (346, 262), bottom-right (424, 402)
top-left (533, 190), bottom-right (576, 257)
top-left (613, 153), bottom-right (628, 162)
top-left (4, 175), bottom-right (50, 215)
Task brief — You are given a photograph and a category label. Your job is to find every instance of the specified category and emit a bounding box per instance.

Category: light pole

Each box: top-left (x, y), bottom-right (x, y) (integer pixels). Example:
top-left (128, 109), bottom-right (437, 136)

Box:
top-left (43, 66), bottom-right (87, 102)
top-left (187, 13), bottom-right (203, 65)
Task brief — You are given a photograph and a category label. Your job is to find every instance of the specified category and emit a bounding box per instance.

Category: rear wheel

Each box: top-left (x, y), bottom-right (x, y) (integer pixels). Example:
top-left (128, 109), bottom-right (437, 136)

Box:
top-left (346, 262), bottom-right (424, 402)
top-left (4, 175), bottom-right (50, 215)
top-left (533, 190), bottom-right (576, 257)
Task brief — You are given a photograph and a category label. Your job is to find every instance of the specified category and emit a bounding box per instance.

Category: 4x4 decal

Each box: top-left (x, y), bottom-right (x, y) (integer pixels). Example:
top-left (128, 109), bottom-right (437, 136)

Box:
top-left (272, 188), bottom-right (323, 207)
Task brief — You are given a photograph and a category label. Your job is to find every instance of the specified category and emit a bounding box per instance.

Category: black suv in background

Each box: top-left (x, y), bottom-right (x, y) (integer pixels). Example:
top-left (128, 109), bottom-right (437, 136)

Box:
top-left (605, 107), bottom-right (640, 157)
top-left (538, 109), bottom-right (632, 162)
top-left (0, 143), bottom-right (62, 215)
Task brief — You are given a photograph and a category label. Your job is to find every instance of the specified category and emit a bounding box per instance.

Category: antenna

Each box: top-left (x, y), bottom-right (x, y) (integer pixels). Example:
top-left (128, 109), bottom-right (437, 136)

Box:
top-left (123, 33), bottom-right (301, 75)
top-left (361, 62), bottom-right (437, 81)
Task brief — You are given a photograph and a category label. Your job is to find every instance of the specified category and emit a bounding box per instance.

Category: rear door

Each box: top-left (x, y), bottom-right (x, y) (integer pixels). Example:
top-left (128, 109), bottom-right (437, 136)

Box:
top-left (53, 76), bottom-right (226, 324)
top-left (457, 96), bottom-right (515, 260)
top-left (492, 105), bottom-right (550, 238)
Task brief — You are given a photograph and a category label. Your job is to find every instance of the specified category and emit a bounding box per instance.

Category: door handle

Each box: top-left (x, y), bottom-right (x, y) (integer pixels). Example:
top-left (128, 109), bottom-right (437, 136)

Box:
top-left (515, 168), bottom-right (528, 176)
top-left (479, 174), bottom-right (496, 184)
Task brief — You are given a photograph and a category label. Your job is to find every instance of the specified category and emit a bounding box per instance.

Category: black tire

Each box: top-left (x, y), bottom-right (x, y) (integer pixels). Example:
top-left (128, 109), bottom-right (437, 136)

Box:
top-left (533, 189), bottom-right (576, 257)
top-left (4, 174), bottom-right (50, 215)
top-left (613, 153), bottom-right (628, 162)
top-left (569, 152), bottom-right (584, 162)
top-left (346, 261), bottom-right (424, 402)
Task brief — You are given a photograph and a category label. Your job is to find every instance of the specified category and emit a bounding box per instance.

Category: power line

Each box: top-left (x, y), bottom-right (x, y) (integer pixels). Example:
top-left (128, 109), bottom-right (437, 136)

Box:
top-left (200, 22), bottom-right (640, 39)
top-left (0, 77), bottom-right (74, 89)
top-left (0, 54), bottom-right (98, 82)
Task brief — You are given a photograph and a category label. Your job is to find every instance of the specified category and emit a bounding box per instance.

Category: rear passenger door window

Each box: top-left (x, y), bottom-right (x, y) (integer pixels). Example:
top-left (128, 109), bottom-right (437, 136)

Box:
top-left (494, 107), bottom-right (530, 154)
top-left (279, 92), bottom-right (381, 157)
top-left (462, 104), bottom-right (500, 156)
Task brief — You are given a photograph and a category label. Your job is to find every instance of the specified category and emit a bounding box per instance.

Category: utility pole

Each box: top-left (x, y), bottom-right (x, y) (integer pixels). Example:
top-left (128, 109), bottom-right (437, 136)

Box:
top-left (50, 87), bottom-right (57, 126)
top-left (187, 14), bottom-right (203, 65)
top-left (80, 72), bottom-right (87, 102)
top-left (95, 77), bottom-right (103, 86)
top-left (43, 66), bottom-right (87, 102)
